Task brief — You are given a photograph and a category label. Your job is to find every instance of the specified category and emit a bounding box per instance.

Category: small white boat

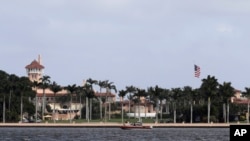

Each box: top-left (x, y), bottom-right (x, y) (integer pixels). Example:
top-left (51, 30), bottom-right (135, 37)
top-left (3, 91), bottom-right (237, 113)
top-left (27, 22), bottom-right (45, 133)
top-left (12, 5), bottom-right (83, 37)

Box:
top-left (120, 122), bottom-right (153, 130)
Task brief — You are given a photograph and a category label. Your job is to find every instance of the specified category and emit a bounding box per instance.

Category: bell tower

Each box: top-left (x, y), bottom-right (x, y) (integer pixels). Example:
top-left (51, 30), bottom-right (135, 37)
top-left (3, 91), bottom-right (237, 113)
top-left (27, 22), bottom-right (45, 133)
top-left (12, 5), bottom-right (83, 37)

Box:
top-left (25, 55), bottom-right (45, 82)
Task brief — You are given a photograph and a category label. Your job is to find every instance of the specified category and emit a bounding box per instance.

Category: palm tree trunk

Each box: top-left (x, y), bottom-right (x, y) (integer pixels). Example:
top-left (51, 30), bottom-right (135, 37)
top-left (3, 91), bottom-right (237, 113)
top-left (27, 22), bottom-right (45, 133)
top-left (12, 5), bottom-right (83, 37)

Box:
top-left (70, 95), bottom-right (72, 123)
top-left (90, 98), bottom-right (92, 120)
top-left (227, 102), bottom-right (229, 123)
top-left (79, 95), bottom-right (82, 119)
top-left (99, 98), bottom-right (102, 120)
top-left (156, 101), bottom-right (159, 123)
top-left (9, 90), bottom-right (12, 112)
top-left (160, 101), bottom-right (163, 120)
top-left (190, 102), bottom-right (193, 123)
top-left (99, 88), bottom-right (102, 121)
top-left (34, 87), bottom-right (37, 122)
top-left (53, 94), bottom-right (56, 123)
top-left (166, 101), bottom-right (169, 114)
top-left (128, 100), bottom-right (131, 119)
top-left (109, 102), bottom-right (111, 120)
top-left (42, 89), bottom-right (45, 120)
top-left (86, 97), bottom-right (89, 122)
top-left (121, 99), bottom-right (124, 123)
top-left (138, 100), bottom-right (141, 122)
top-left (104, 102), bottom-right (107, 122)
top-left (3, 95), bottom-right (5, 123)
top-left (35, 94), bottom-right (37, 122)
top-left (208, 97), bottom-right (210, 123)
top-left (223, 103), bottom-right (226, 123)
top-left (134, 104), bottom-right (136, 119)
top-left (105, 89), bottom-right (108, 122)
top-left (21, 93), bottom-right (23, 123)
top-left (174, 103), bottom-right (176, 123)
top-left (247, 102), bottom-right (250, 124)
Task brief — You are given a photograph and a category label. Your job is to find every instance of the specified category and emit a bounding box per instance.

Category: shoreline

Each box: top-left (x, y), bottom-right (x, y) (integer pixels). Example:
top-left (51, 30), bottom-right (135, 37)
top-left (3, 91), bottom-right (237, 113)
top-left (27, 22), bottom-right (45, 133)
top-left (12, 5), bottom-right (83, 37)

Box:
top-left (0, 122), bottom-right (246, 128)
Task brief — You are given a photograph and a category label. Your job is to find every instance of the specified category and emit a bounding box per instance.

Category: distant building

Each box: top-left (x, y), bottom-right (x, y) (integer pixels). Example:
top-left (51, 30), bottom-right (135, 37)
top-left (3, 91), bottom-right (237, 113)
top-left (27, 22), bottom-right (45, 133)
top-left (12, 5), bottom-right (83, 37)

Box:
top-left (231, 89), bottom-right (250, 105)
top-left (25, 55), bottom-right (44, 82)
top-left (25, 55), bottom-right (116, 120)
top-left (119, 97), bottom-right (156, 118)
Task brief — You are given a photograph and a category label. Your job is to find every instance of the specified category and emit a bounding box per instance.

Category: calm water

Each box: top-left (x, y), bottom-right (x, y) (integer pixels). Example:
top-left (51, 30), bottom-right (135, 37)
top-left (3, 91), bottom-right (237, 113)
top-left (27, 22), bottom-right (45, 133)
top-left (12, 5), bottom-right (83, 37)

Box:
top-left (0, 127), bottom-right (229, 141)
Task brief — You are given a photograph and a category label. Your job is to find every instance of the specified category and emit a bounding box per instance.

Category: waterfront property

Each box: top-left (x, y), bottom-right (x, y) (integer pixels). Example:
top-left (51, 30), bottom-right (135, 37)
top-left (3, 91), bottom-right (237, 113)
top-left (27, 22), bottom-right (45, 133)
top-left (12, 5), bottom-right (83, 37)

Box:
top-left (120, 97), bottom-right (156, 118)
top-left (24, 55), bottom-right (250, 123)
top-left (25, 55), bottom-right (117, 120)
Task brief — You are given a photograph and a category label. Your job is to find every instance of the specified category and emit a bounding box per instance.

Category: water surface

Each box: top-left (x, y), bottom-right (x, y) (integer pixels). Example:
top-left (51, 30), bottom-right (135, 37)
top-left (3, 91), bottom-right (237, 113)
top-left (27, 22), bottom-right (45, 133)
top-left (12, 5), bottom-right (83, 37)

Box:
top-left (0, 127), bottom-right (229, 141)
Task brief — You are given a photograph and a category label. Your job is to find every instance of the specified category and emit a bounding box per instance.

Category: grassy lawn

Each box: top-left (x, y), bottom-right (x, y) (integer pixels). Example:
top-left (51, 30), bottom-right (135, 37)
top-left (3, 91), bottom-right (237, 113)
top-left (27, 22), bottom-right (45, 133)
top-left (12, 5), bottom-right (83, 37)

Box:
top-left (44, 118), bottom-right (156, 124)
top-left (42, 118), bottom-right (248, 124)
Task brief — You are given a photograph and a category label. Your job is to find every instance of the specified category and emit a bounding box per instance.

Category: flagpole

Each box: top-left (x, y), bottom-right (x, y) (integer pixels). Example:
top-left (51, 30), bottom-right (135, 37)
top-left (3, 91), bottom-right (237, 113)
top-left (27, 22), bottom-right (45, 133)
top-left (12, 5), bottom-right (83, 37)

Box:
top-left (193, 63), bottom-right (201, 124)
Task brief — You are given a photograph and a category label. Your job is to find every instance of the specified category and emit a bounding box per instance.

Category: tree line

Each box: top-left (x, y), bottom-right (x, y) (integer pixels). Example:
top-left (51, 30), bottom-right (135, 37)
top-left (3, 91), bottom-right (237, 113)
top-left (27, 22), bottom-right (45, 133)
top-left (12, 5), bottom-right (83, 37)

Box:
top-left (0, 69), bottom-right (250, 123)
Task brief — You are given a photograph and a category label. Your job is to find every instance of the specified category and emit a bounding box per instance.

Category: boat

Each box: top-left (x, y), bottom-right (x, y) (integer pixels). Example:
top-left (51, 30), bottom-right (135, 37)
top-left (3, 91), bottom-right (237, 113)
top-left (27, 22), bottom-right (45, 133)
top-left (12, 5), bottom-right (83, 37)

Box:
top-left (120, 125), bottom-right (153, 130)
top-left (120, 121), bottom-right (153, 130)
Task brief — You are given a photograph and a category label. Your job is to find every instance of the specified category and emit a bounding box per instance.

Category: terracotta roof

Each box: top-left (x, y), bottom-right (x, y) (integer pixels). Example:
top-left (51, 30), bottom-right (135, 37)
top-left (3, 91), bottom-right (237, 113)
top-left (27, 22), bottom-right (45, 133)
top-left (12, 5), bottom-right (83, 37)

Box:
top-left (232, 98), bottom-right (250, 104)
top-left (234, 89), bottom-right (241, 93)
top-left (121, 99), bottom-right (152, 105)
top-left (37, 93), bottom-right (57, 97)
top-left (36, 91), bottom-right (115, 97)
top-left (25, 60), bottom-right (44, 69)
top-left (95, 92), bottom-right (116, 97)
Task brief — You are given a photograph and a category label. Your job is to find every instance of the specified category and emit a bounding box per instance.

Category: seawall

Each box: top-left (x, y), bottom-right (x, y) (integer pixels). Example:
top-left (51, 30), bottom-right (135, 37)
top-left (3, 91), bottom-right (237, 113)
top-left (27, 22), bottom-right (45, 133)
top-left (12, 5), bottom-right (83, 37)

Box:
top-left (0, 122), bottom-right (240, 128)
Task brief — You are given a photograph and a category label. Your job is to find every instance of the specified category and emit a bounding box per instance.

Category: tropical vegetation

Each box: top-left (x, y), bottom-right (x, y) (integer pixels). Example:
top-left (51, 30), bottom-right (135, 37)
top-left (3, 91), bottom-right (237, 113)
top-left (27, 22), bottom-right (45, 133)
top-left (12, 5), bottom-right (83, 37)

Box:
top-left (0, 70), bottom-right (249, 123)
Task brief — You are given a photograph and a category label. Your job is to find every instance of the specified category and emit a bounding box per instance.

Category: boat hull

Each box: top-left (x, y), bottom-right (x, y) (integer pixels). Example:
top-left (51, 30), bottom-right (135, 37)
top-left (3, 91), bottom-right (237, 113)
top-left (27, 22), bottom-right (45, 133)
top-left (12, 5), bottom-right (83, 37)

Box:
top-left (120, 125), bottom-right (153, 130)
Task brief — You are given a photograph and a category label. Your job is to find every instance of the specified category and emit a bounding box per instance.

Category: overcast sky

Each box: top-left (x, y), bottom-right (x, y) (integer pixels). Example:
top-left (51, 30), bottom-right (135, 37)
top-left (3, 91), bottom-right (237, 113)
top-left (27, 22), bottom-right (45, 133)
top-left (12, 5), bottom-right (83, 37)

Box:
top-left (1, 0), bottom-right (250, 92)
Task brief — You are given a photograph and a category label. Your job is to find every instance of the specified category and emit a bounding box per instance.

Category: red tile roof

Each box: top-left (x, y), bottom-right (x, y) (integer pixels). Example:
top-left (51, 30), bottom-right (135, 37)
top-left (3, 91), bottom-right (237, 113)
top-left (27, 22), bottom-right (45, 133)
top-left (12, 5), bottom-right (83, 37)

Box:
top-left (36, 91), bottom-right (115, 97)
top-left (25, 60), bottom-right (44, 69)
top-left (234, 89), bottom-right (241, 93)
top-left (233, 98), bottom-right (250, 104)
top-left (95, 92), bottom-right (116, 97)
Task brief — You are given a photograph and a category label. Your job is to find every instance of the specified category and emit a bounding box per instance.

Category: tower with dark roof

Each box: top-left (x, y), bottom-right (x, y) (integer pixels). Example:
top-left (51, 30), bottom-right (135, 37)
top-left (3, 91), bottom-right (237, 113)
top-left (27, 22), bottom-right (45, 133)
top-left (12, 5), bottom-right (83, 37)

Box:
top-left (25, 55), bottom-right (44, 82)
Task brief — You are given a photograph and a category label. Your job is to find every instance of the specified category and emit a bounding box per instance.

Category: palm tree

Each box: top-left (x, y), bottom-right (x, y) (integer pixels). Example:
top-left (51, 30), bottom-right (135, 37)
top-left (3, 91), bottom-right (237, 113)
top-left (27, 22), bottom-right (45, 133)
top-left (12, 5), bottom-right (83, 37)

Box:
top-left (218, 82), bottom-right (234, 123)
top-left (200, 75), bottom-right (219, 123)
top-left (18, 76), bottom-right (34, 123)
top-left (126, 85), bottom-right (136, 119)
top-left (161, 89), bottom-right (171, 116)
top-left (0, 70), bottom-right (9, 123)
top-left (118, 89), bottom-right (127, 123)
top-left (98, 80), bottom-right (106, 120)
top-left (49, 81), bottom-right (62, 123)
top-left (171, 88), bottom-right (182, 123)
top-left (101, 80), bottom-right (117, 122)
top-left (32, 80), bottom-right (40, 122)
top-left (39, 75), bottom-right (51, 120)
top-left (65, 84), bottom-right (77, 123)
top-left (8, 74), bottom-right (18, 113)
top-left (183, 86), bottom-right (194, 123)
top-left (143, 91), bottom-right (149, 118)
top-left (148, 85), bottom-right (163, 123)
top-left (158, 89), bottom-right (168, 121)
top-left (133, 88), bottom-right (147, 122)
top-left (106, 82), bottom-right (117, 120)
top-left (0, 71), bottom-right (36, 122)
top-left (75, 86), bottom-right (84, 119)
top-left (83, 83), bottom-right (95, 122)
top-left (86, 78), bottom-right (97, 120)
top-left (242, 87), bottom-right (250, 123)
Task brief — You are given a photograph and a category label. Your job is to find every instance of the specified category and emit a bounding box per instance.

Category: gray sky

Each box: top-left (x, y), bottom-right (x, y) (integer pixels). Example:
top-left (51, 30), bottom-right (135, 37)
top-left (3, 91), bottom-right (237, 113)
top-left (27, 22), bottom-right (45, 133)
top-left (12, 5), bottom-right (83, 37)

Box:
top-left (1, 0), bottom-right (250, 92)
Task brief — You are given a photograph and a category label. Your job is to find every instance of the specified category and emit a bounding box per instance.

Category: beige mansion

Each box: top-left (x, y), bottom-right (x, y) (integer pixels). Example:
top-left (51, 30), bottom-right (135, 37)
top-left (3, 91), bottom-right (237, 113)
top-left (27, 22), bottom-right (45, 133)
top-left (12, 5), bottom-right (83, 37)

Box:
top-left (25, 55), bottom-right (155, 120)
top-left (25, 55), bottom-right (117, 120)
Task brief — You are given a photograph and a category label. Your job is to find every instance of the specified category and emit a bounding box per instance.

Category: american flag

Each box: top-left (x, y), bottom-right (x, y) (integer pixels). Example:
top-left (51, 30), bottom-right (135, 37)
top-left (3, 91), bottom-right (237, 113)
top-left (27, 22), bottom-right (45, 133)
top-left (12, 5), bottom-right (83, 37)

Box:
top-left (194, 64), bottom-right (200, 78)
